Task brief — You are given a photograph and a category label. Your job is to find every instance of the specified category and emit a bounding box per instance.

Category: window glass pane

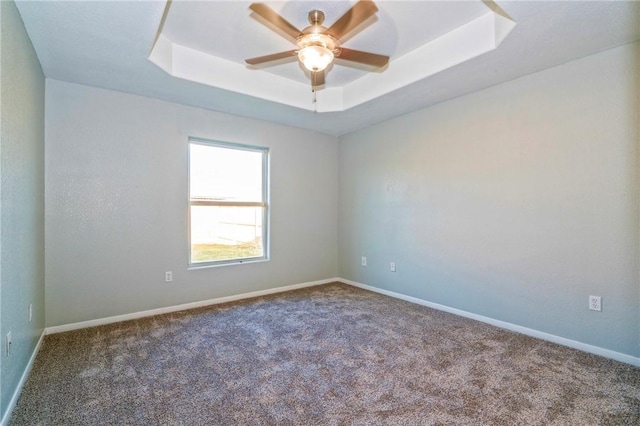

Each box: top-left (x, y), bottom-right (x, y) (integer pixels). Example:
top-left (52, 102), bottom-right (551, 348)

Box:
top-left (190, 206), bottom-right (264, 263)
top-left (190, 144), bottom-right (263, 202)
top-left (188, 139), bottom-right (268, 266)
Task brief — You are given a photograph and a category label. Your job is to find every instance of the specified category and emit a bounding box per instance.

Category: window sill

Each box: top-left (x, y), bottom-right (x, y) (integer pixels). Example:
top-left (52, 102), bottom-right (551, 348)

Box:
top-left (188, 257), bottom-right (269, 270)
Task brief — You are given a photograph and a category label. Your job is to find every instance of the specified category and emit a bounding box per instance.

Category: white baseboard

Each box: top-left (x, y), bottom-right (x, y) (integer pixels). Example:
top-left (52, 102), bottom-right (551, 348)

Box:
top-left (1, 331), bottom-right (45, 426)
top-left (45, 278), bottom-right (339, 335)
top-left (19, 277), bottom-right (635, 424)
top-left (339, 278), bottom-right (640, 368)
top-left (37, 275), bottom-right (640, 366)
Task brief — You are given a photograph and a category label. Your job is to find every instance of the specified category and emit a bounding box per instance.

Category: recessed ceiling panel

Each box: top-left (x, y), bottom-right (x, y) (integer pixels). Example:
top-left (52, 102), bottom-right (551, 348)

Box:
top-left (151, 0), bottom-right (516, 111)
top-left (162, 1), bottom-right (490, 86)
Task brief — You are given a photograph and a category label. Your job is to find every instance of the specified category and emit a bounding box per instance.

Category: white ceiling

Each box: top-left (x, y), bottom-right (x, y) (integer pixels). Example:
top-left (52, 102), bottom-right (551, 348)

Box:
top-left (15, 1), bottom-right (640, 136)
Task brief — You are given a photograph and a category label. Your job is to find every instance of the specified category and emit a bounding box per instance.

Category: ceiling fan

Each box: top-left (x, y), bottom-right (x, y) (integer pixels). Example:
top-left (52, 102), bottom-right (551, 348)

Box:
top-left (245, 0), bottom-right (389, 89)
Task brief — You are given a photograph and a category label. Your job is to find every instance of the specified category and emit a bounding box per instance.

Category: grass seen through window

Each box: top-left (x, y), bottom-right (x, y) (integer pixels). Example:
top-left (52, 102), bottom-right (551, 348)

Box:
top-left (190, 239), bottom-right (263, 263)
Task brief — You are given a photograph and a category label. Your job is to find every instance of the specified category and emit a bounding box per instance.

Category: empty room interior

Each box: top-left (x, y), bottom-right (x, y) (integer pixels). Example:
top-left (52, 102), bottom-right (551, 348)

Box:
top-left (2, 0), bottom-right (640, 424)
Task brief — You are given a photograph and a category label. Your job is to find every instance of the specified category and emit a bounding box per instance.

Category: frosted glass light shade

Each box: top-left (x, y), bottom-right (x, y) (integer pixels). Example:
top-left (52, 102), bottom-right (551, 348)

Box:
top-left (298, 45), bottom-right (334, 72)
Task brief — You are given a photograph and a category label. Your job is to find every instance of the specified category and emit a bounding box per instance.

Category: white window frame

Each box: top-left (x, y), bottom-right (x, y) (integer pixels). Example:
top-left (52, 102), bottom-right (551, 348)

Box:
top-left (188, 137), bottom-right (270, 268)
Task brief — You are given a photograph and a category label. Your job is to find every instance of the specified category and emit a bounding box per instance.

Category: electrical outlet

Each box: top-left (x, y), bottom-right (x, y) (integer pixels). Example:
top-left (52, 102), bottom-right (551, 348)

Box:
top-left (6, 331), bottom-right (12, 356)
top-left (390, 262), bottom-right (396, 272)
top-left (29, 304), bottom-right (33, 322)
top-left (589, 295), bottom-right (601, 312)
top-left (361, 256), bottom-right (367, 267)
top-left (165, 271), bottom-right (173, 282)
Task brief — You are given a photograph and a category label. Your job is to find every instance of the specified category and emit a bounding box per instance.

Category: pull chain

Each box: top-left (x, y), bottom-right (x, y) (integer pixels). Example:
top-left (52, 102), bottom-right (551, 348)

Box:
top-left (312, 72), bottom-right (318, 111)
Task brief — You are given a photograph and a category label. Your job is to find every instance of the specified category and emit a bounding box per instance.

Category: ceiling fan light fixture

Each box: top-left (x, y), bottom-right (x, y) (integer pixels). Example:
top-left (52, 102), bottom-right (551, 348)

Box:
top-left (245, 1), bottom-right (389, 88)
top-left (298, 45), bottom-right (334, 72)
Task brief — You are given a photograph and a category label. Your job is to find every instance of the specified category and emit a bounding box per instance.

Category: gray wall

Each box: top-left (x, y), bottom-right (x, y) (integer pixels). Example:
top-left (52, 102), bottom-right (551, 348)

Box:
top-left (45, 79), bottom-right (338, 327)
top-left (338, 41), bottom-right (640, 357)
top-left (0, 0), bottom-right (46, 419)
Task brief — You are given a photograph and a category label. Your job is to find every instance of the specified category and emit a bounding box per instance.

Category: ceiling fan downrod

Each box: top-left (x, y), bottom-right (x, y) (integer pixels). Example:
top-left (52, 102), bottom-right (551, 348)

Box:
top-left (308, 10), bottom-right (325, 26)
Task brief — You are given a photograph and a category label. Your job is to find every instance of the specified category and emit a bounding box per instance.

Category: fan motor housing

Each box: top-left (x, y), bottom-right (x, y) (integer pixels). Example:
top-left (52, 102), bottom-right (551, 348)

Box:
top-left (297, 10), bottom-right (341, 54)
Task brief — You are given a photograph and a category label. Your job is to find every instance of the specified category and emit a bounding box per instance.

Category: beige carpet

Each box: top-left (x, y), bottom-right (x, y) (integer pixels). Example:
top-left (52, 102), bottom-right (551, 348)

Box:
top-left (10, 283), bottom-right (640, 425)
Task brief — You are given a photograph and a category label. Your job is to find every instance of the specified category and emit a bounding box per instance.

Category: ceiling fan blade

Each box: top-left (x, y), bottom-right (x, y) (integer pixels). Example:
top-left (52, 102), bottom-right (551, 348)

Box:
top-left (249, 3), bottom-right (301, 41)
top-left (245, 50), bottom-right (297, 65)
top-left (312, 71), bottom-right (325, 87)
top-left (327, 0), bottom-right (379, 40)
top-left (337, 47), bottom-right (389, 68)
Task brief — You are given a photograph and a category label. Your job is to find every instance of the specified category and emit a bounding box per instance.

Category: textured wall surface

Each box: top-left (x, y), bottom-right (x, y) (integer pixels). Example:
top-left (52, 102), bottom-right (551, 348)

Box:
top-left (45, 80), bottom-right (338, 327)
top-left (0, 0), bottom-right (46, 420)
top-left (338, 42), bottom-right (640, 357)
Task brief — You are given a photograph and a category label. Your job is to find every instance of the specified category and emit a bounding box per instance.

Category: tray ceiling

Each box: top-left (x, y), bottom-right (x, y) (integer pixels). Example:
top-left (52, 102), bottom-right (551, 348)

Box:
top-left (14, 1), bottom-right (640, 136)
top-left (150, 1), bottom-right (515, 112)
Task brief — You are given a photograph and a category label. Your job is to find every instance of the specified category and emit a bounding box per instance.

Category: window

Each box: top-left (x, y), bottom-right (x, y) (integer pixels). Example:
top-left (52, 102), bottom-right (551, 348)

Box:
top-left (189, 138), bottom-right (269, 267)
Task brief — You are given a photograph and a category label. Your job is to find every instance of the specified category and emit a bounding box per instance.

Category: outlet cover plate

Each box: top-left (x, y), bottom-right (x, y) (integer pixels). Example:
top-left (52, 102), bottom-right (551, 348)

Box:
top-left (589, 295), bottom-right (601, 311)
top-left (6, 331), bottom-right (11, 356)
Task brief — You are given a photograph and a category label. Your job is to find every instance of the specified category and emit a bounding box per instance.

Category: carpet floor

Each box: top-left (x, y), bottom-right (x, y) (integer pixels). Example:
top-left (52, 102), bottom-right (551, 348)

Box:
top-left (10, 283), bottom-right (640, 425)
